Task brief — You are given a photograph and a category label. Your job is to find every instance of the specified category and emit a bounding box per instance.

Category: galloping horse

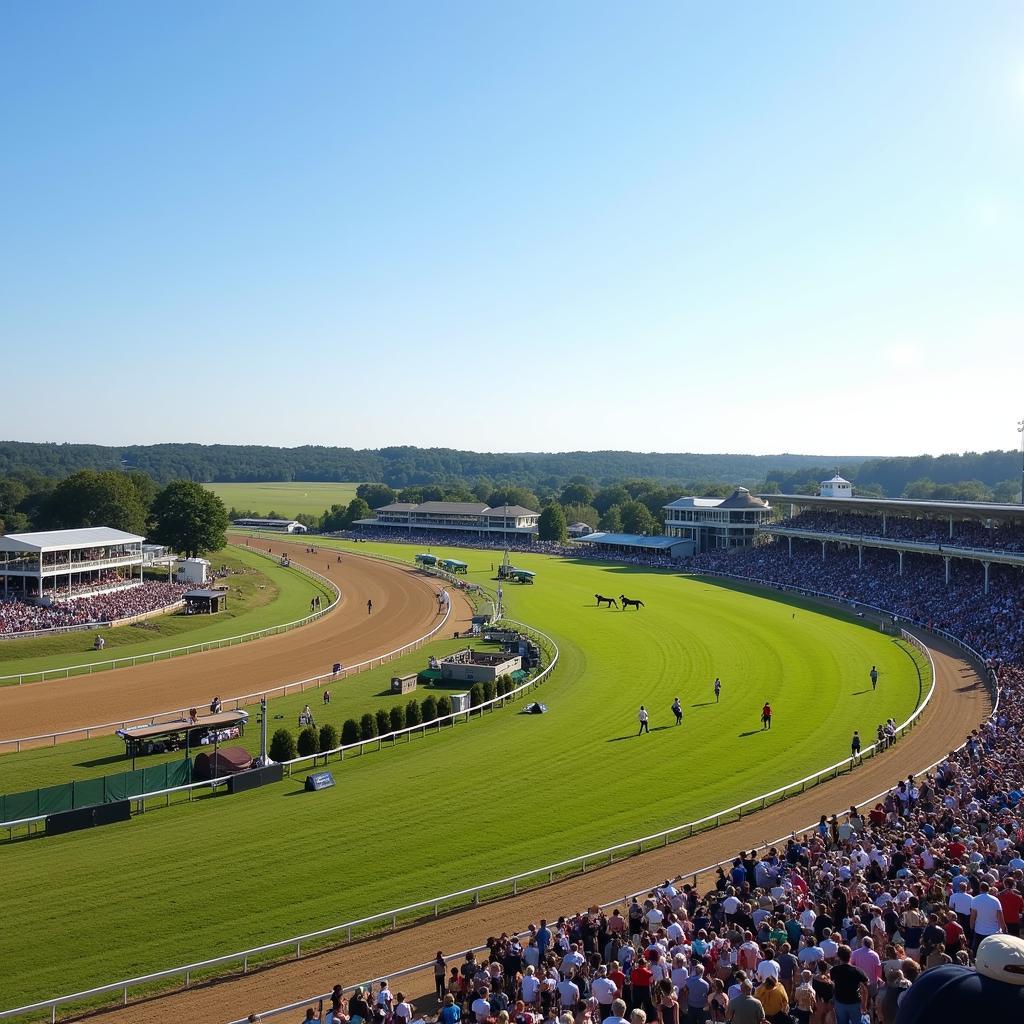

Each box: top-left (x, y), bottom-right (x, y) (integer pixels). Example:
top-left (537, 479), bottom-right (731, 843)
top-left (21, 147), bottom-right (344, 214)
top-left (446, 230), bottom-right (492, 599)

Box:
top-left (620, 595), bottom-right (645, 610)
top-left (595, 594), bottom-right (618, 608)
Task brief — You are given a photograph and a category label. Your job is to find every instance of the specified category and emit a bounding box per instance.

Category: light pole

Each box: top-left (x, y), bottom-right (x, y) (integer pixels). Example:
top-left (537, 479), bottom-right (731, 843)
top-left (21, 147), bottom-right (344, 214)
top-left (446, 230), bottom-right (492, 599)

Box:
top-left (1018, 419), bottom-right (1024, 504)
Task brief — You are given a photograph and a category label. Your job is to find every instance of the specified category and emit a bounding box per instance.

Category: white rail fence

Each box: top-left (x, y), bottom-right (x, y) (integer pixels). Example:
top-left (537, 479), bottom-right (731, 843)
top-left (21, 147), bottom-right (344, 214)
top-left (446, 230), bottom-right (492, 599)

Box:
top-left (0, 551), bottom-right (470, 751)
top-left (0, 615), bottom-right (937, 1022)
top-left (0, 547), bottom-right (339, 687)
top-left (230, 631), bottom-right (987, 1024)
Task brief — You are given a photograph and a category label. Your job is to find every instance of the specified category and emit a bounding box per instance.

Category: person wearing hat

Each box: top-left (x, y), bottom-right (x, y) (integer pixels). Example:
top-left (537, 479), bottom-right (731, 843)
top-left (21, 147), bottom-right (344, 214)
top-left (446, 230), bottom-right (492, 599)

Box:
top-left (894, 933), bottom-right (1024, 1022)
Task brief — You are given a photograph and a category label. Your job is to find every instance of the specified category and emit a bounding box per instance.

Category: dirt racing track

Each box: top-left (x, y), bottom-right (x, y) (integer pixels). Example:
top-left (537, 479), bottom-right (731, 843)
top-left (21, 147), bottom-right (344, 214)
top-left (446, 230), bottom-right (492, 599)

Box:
top-left (0, 540), bottom-right (475, 743)
top-left (89, 630), bottom-right (991, 1024)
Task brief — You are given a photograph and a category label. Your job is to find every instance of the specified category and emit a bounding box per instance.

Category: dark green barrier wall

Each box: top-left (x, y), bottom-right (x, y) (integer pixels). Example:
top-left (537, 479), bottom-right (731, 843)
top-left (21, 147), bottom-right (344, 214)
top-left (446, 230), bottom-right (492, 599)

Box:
top-left (0, 758), bottom-right (192, 823)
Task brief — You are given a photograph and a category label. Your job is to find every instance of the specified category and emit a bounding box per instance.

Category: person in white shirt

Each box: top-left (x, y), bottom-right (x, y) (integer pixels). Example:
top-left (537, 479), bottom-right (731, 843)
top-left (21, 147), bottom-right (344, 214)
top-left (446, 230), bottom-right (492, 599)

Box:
top-left (521, 967), bottom-right (541, 1006)
top-left (472, 989), bottom-right (492, 1023)
top-left (604, 999), bottom-right (630, 1024)
top-left (637, 706), bottom-right (649, 735)
top-left (723, 894), bottom-right (741, 917)
top-left (646, 905), bottom-right (664, 929)
top-left (970, 881), bottom-right (1006, 948)
top-left (393, 995), bottom-right (414, 1024)
top-left (665, 915), bottom-right (685, 943)
top-left (819, 930), bottom-right (839, 961)
top-left (560, 945), bottom-right (585, 976)
top-left (592, 967), bottom-right (618, 1009)
top-left (949, 882), bottom-right (974, 920)
top-left (799, 907), bottom-right (817, 930)
top-left (556, 971), bottom-right (579, 1009)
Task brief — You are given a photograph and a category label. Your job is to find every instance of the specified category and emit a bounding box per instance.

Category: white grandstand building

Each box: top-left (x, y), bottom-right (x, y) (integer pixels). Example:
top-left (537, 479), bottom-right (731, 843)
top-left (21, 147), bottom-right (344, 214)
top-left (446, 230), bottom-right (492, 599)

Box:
top-left (0, 527), bottom-right (146, 601)
top-left (356, 501), bottom-right (540, 538)
top-left (663, 487), bottom-right (773, 553)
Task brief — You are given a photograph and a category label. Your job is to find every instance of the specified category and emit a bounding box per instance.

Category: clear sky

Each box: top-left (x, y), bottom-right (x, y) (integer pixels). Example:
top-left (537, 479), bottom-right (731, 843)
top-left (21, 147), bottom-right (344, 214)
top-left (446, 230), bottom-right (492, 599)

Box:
top-left (2, 2), bottom-right (1022, 456)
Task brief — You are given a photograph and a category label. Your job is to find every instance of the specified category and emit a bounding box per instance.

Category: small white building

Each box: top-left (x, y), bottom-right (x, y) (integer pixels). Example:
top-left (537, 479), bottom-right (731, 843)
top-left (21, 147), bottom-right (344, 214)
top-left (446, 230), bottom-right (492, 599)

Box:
top-left (819, 474), bottom-right (854, 499)
top-left (567, 522), bottom-right (594, 538)
top-left (176, 557), bottom-right (211, 585)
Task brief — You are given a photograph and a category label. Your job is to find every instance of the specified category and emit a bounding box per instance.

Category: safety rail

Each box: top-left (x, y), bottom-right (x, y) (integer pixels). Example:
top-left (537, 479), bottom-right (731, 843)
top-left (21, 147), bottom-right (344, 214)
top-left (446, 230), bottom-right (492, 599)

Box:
top-left (0, 612), bottom-right (941, 1022)
top-left (0, 616), bottom-right (555, 838)
top-left (0, 586), bottom-right (450, 754)
top-left (0, 547), bottom-right (338, 688)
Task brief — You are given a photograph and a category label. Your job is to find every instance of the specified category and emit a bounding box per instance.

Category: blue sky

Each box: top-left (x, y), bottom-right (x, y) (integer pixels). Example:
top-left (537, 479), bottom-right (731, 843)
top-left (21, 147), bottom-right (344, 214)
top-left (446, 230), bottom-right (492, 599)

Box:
top-left (1, 2), bottom-right (1022, 456)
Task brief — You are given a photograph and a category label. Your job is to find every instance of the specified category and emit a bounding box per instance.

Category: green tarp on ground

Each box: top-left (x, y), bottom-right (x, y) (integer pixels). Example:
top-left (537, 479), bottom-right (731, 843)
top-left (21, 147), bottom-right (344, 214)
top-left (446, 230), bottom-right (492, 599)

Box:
top-left (1, 758), bottom-right (192, 823)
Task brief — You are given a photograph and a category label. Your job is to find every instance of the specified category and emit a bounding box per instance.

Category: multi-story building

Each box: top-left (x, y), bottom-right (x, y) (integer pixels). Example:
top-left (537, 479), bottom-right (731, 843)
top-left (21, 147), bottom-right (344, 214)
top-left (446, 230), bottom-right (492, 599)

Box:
top-left (357, 501), bottom-right (540, 538)
top-left (663, 487), bottom-right (773, 553)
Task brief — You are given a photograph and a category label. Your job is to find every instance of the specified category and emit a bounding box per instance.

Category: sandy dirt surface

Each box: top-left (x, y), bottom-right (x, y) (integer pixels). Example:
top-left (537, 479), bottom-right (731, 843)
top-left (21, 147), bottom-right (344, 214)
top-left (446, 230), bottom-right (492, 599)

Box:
top-left (0, 540), bottom-right (474, 744)
top-left (83, 632), bottom-right (990, 1024)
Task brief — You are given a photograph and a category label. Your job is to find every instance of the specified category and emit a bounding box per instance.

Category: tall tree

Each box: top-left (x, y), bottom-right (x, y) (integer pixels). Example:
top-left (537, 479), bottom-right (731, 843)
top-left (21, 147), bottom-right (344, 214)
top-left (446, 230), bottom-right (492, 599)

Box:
top-left (599, 505), bottom-right (623, 531)
top-left (559, 482), bottom-right (594, 507)
top-left (44, 470), bottom-right (148, 534)
top-left (149, 480), bottom-right (229, 557)
top-left (561, 503), bottom-right (599, 528)
top-left (620, 499), bottom-right (658, 535)
top-left (537, 504), bottom-right (568, 542)
top-left (356, 483), bottom-right (397, 508)
top-left (343, 497), bottom-right (372, 526)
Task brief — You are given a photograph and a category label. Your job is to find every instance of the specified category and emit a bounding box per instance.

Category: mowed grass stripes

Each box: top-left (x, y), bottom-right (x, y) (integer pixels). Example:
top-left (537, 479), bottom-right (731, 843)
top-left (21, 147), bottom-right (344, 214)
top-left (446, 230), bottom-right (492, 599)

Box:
top-left (0, 544), bottom-right (922, 1009)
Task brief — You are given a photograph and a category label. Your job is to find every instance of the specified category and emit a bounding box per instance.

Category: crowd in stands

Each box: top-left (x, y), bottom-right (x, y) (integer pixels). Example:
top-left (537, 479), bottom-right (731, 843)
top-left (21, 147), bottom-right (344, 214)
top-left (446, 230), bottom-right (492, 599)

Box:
top-left (0, 581), bottom-right (189, 635)
top-left (272, 534), bottom-right (1024, 1024)
top-left (772, 512), bottom-right (1024, 553)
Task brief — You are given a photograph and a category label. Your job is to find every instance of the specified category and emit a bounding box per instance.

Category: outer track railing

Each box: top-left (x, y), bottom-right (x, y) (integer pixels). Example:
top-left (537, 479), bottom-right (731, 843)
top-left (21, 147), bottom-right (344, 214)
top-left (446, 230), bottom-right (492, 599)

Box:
top-left (0, 547), bottom-right (338, 688)
top-left (0, 611), bottom-right (940, 1022)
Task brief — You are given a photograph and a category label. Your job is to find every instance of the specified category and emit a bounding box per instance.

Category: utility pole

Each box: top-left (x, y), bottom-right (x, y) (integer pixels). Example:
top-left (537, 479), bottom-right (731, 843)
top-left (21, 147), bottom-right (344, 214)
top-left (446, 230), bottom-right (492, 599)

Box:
top-left (1018, 419), bottom-right (1024, 504)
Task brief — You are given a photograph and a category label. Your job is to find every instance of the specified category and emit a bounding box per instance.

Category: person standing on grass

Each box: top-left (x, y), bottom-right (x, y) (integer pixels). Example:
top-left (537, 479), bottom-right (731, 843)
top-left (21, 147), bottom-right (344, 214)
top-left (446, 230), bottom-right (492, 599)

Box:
top-left (850, 731), bottom-right (861, 763)
top-left (638, 706), bottom-right (650, 735)
top-left (870, 666), bottom-right (878, 690)
top-left (672, 697), bottom-right (683, 726)
top-left (761, 702), bottom-right (772, 730)
top-left (714, 678), bottom-right (722, 702)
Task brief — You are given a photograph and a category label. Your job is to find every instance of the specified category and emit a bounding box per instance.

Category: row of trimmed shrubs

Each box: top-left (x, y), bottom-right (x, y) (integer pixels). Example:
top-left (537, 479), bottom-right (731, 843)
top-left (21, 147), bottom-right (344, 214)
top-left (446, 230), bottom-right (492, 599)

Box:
top-left (267, 674), bottom-right (522, 761)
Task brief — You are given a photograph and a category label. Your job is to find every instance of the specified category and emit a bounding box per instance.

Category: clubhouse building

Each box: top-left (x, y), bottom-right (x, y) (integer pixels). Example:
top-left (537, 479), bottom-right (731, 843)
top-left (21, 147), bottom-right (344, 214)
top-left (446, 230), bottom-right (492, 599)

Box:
top-left (663, 487), bottom-right (773, 553)
top-left (356, 501), bottom-right (540, 538)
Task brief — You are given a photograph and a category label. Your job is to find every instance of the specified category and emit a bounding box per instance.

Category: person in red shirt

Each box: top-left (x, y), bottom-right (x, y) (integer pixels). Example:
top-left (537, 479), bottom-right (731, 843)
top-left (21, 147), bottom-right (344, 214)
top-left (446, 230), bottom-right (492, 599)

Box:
top-left (943, 911), bottom-right (966, 954)
top-left (761, 702), bottom-right (773, 730)
top-left (630, 959), bottom-right (654, 1016)
top-left (997, 880), bottom-right (1024, 938)
top-left (608, 962), bottom-right (626, 999)
top-left (948, 839), bottom-right (966, 861)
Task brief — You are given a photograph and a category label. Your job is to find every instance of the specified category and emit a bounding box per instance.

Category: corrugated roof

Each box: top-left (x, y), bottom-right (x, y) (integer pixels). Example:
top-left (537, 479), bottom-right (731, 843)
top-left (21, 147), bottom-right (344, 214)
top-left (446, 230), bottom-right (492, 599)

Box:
top-left (415, 501), bottom-right (490, 514)
top-left (769, 494), bottom-right (1024, 522)
top-left (0, 527), bottom-right (145, 553)
top-left (579, 532), bottom-right (690, 550)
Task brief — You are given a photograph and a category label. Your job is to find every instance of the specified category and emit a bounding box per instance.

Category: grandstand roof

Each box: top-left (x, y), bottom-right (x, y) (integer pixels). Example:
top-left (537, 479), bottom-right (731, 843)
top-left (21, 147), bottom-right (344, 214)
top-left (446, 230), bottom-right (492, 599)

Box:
top-left (374, 503), bottom-right (419, 512)
top-left (718, 487), bottom-right (770, 510)
top-left (415, 501), bottom-right (490, 514)
top-left (663, 496), bottom-right (724, 510)
top-left (0, 527), bottom-right (145, 553)
top-left (484, 505), bottom-right (538, 517)
top-left (767, 494), bottom-right (1024, 523)
top-left (578, 532), bottom-right (690, 550)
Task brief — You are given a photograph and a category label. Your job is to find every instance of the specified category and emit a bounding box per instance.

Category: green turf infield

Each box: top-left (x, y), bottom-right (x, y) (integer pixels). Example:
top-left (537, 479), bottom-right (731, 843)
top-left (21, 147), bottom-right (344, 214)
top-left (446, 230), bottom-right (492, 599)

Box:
top-left (0, 542), bottom-right (927, 1009)
top-left (0, 546), bottom-right (334, 683)
top-left (205, 480), bottom-right (362, 518)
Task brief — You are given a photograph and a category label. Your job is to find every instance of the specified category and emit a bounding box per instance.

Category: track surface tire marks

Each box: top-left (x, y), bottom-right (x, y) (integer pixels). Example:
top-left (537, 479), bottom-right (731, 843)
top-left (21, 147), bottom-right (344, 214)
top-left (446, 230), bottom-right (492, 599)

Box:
top-left (90, 633), bottom-right (989, 1024)
top-left (0, 540), bottom-right (473, 741)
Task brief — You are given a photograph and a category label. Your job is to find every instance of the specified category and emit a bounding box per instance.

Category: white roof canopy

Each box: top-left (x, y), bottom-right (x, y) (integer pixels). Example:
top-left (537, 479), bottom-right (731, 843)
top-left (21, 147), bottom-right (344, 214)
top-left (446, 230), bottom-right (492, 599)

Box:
top-left (0, 527), bottom-right (145, 554)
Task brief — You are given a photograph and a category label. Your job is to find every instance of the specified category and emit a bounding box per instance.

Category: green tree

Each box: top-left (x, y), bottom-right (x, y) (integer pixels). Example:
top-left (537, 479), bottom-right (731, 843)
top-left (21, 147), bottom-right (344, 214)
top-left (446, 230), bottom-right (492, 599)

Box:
top-left (341, 718), bottom-right (360, 745)
top-left (359, 712), bottom-right (377, 741)
top-left (321, 504), bottom-right (348, 532)
top-left (357, 483), bottom-right (397, 508)
top-left (559, 482), bottom-right (594, 507)
top-left (295, 513), bottom-right (320, 530)
top-left (620, 499), bottom-right (657, 535)
top-left (397, 486), bottom-right (423, 503)
top-left (469, 682), bottom-right (484, 708)
top-left (149, 480), bottom-right (229, 557)
top-left (127, 471), bottom-right (159, 513)
top-left (269, 728), bottom-right (296, 762)
top-left (318, 723), bottom-right (339, 753)
top-left (420, 694), bottom-right (437, 722)
top-left (487, 485), bottom-right (540, 511)
top-left (482, 679), bottom-right (496, 703)
top-left (594, 485), bottom-right (630, 515)
top-left (344, 497), bottom-right (372, 526)
top-left (538, 504), bottom-right (568, 542)
top-left (405, 698), bottom-right (422, 726)
top-left (375, 707), bottom-right (391, 735)
top-left (389, 705), bottom-right (405, 733)
top-left (599, 505), bottom-right (623, 531)
top-left (296, 726), bottom-right (320, 757)
top-left (44, 470), bottom-right (148, 534)
top-left (994, 479), bottom-right (1021, 503)
top-left (561, 503), bottom-right (599, 528)
top-left (436, 695), bottom-right (452, 718)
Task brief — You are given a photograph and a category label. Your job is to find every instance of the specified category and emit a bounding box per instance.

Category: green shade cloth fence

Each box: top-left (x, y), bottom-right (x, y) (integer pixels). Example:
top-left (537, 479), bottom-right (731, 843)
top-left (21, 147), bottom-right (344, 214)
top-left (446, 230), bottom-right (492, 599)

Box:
top-left (0, 758), bottom-right (192, 823)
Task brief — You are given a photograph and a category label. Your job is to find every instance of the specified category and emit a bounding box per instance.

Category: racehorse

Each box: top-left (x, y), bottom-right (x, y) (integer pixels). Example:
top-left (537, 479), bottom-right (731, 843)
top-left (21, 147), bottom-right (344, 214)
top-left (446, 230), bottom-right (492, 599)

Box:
top-left (595, 594), bottom-right (618, 608)
top-left (620, 595), bottom-right (645, 610)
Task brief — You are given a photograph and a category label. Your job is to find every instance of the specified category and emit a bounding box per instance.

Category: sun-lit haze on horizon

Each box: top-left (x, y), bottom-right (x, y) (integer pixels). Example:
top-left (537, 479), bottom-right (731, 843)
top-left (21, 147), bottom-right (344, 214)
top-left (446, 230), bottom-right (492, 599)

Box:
top-left (1, 2), bottom-right (1023, 457)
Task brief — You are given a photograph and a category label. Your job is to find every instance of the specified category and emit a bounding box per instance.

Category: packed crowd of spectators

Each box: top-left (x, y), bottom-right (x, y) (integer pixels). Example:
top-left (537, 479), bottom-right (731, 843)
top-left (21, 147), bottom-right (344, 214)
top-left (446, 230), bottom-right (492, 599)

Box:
top-left (277, 535), bottom-right (1024, 1024)
top-left (771, 512), bottom-right (1024, 553)
top-left (0, 581), bottom-right (190, 636)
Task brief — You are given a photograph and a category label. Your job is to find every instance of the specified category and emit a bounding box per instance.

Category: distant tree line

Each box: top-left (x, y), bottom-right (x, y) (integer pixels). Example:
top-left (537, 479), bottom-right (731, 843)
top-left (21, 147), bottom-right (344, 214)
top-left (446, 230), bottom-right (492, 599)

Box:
top-left (0, 469), bottom-right (228, 556)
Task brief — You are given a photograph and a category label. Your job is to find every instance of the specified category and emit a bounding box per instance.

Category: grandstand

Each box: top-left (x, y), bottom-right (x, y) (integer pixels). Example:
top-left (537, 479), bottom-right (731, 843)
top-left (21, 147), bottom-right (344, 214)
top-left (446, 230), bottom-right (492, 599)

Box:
top-left (0, 527), bottom-right (145, 601)
top-left (357, 501), bottom-right (540, 538)
top-left (232, 517), bottom-right (308, 533)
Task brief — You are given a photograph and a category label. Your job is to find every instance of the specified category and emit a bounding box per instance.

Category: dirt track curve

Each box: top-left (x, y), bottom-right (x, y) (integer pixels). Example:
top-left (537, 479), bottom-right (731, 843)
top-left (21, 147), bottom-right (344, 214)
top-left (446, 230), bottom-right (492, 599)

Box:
top-left (86, 630), bottom-right (991, 1024)
top-left (0, 540), bottom-right (474, 743)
